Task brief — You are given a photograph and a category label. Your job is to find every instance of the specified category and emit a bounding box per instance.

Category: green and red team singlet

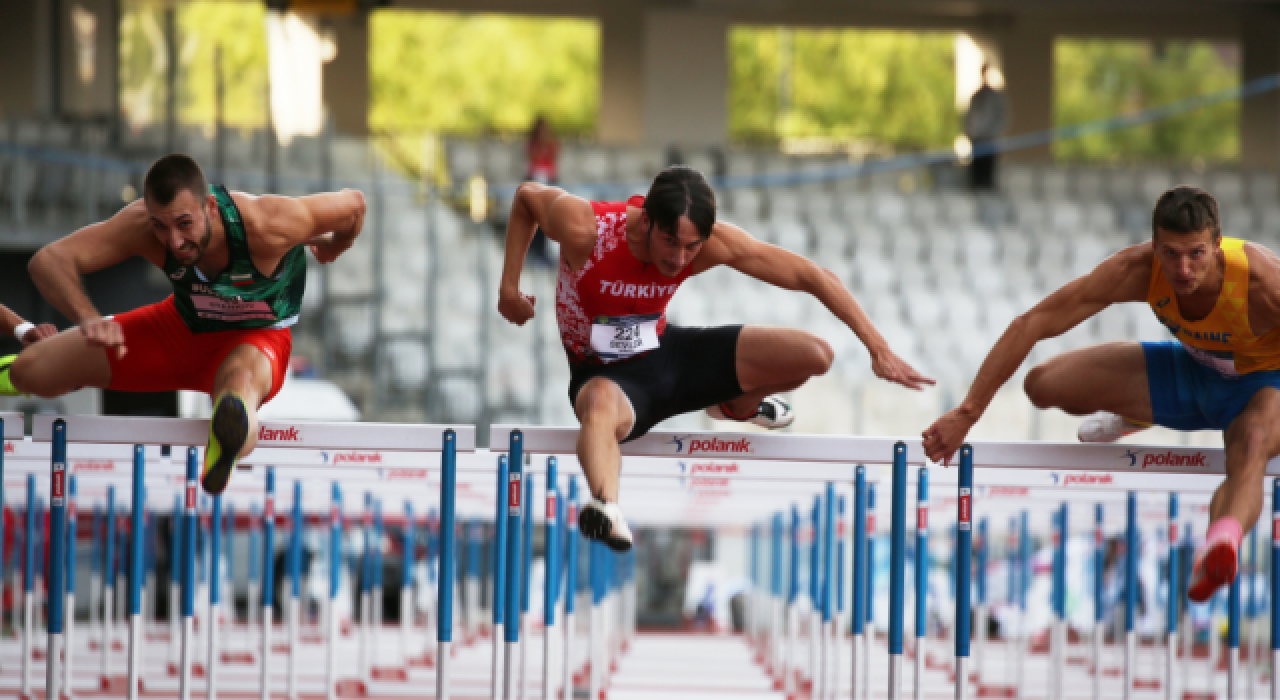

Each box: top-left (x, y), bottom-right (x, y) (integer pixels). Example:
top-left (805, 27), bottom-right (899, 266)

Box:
top-left (164, 185), bottom-right (306, 332)
top-left (104, 184), bottom-right (302, 402)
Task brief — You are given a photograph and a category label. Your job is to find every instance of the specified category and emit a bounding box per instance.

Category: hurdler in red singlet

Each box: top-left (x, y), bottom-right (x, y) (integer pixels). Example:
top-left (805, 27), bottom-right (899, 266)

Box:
top-left (501, 167), bottom-right (931, 553)
top-left (556, 196), bottom-right (693, 365)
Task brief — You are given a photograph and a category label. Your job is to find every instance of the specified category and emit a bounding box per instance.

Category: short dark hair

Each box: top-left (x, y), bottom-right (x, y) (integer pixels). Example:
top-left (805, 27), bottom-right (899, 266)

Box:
top-left (644, 165), bottom-right (716, 240)
top-left (143, 154), bottom-right (208, 206)
top-left (1152, 185), bottom-right (1220, 239)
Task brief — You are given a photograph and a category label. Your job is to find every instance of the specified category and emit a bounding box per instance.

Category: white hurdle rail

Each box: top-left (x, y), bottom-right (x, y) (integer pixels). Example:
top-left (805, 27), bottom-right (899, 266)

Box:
top-left (13, 413), bottom-right (474, 700)
top-left (0, 411), bottom-right (1271, 699)
top-left (493, 424), bottom-right (1272, 700)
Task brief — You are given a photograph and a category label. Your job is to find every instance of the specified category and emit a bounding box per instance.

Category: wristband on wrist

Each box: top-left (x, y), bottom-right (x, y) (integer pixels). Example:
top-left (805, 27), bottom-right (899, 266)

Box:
top-left (12, 322), bottom-right (34, 341)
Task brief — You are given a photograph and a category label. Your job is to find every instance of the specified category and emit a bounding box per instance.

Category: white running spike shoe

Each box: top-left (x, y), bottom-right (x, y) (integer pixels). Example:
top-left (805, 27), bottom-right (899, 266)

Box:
top-left (1077, 412), bottom-right (1148, 443)
top-left (578, 498), bottom-right (634, 552)
top-left (706, 395), bottom-right (795, 430)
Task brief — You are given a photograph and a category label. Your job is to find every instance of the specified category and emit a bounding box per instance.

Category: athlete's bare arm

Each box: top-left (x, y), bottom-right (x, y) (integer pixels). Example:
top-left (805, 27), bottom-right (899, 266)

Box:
top-left (236, 189), bottom-right (366, 266)
top-left (28, 200), bottom-right (167, 356)
top-left (0, 304), bottom-right (56, 346)
top-left (694, 221), bottom-right (934, 391)
top-left (497, 181), bottom-right (597, 326)
top-left (922, 244), bottom-right (1154, 464)
top-left (1243, 242), bottom-right (1280, 336)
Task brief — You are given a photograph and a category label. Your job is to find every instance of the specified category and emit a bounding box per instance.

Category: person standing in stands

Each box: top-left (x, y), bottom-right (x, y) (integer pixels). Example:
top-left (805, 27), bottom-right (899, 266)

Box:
top-left (964, 63), bottom-right (1008, 190)
top-left (525, 115), bottom-right (560, 267)
top-left (526, 115), bottom-right (560, 185)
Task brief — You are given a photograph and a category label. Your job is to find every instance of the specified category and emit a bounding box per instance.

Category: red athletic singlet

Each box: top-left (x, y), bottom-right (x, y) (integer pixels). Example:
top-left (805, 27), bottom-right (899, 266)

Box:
top-left (555, 196), bottom-right (695, 365)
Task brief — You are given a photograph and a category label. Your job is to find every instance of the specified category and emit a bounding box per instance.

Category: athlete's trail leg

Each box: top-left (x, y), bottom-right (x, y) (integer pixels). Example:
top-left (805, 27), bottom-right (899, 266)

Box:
top-left (1212, 390), bottom-right (1280, 531)
top-left (1021, 342), bottom-right (1154, 422)
top-left (721, 326), bottom-right (834, 418)
top-left (212, 343), bottom-right (274, 458)
top-left (573, 378), bottom-right (633, 502)
top-left (9, 329), bottom-right (112, 396)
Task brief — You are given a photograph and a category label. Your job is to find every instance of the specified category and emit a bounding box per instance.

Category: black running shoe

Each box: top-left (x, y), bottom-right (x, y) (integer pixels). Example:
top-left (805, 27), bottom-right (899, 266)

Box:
top-left (202, 392), bottom-right (249, 495)
top-left (578, 498), bottom-right (634, 552)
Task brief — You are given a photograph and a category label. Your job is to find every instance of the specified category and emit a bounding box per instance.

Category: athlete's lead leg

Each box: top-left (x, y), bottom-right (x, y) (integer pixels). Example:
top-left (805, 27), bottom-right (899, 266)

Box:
top-left (720, 326), bottom-right (833, 419)
top-left (1187, 390), bottom-right (1280, 602)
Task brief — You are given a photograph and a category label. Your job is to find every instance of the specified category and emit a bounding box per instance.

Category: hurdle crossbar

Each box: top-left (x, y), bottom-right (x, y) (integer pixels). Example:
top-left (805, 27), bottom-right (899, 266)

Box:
top-left (490, 425), bottom-right (1274, 475)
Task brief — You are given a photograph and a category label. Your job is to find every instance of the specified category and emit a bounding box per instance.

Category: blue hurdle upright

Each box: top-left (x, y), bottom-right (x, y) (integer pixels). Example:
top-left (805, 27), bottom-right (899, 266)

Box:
top-left (542, 457), bottom-right (561, 700)
top-left (491, 455), bottom-right (509, 700)
top-left (328, 482), bottom-right (343, 700)
top-left (561, 475), bottom-right (579, 700)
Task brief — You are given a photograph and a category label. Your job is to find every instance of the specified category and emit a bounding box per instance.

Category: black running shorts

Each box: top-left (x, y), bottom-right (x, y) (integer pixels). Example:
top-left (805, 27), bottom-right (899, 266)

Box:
top-left (568, 324), bottom-right (745, 442)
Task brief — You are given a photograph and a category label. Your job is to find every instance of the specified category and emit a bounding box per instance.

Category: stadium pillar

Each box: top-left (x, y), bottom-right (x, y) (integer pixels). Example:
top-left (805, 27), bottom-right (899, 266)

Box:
top-left (994, 18), bottom-right (1054, 163)
top-left (1242, 14), bottom-right (1280, 169)
top-left (599, 6), bottom-right (729, 146)
top-left (598, 3), bottom-right (645, 145)
top-left (321, 11), bottom-right (369, 136)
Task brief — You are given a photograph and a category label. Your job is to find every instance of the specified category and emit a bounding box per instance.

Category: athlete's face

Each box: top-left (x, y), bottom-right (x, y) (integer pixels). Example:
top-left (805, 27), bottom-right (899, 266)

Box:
top-left (1153, 227), bottom-right (1220, 296)
top-left (646, 215), bottom-right (705, 277)
top-left (147, 188), bottom-right (214, 266)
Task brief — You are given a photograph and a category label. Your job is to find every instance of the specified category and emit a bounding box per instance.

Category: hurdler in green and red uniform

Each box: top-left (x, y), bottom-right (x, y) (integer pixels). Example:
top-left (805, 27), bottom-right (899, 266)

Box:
top-left (6, 154), bottom-right (365, 494)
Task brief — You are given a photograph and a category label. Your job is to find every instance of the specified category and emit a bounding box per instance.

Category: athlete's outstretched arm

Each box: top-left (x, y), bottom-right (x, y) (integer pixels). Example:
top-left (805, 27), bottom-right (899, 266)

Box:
top-left (697, 221), bottom-right (933, 390)
top-left (0, 305), bottom-right (56, 346)
top-left (497, 182), bottom-right (595, 326)
top-left (922, 244), bottom-right (1152, 464)
top-left (246, 189), bottom-right (366, 263)
top-left (30, 201), bottom-right (164, 323)
top-left (28, 200), bottom-right (164, 356)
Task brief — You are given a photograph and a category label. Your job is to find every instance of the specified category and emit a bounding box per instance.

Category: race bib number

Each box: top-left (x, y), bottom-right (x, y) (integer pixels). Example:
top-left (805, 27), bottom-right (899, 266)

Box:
top-left (1183, 345), bottom-right (1239, 377)
top-left (590, 314), bottom-right (661, 362)
top-left (191, 293), bottom-right (276, 323)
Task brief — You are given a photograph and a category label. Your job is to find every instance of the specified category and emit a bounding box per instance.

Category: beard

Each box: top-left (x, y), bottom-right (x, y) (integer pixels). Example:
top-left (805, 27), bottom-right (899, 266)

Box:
top-left (174, 215), bottom-right (213, 265)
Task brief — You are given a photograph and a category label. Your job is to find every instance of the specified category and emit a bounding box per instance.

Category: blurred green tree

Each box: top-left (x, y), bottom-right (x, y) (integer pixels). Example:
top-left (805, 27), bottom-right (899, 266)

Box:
top-left (370, 11), bottom-right (598, 137)
top-left (1054, 40), bottom-right (1239, 163)
top-left (119, 1), bottom-right (269, 131)
top-left (730, 28), bottom-right (957, 152)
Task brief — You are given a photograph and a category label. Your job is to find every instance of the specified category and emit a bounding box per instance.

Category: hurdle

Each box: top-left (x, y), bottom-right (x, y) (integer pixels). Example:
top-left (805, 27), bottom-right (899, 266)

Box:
top-left (866, 482), bottom-right (878, 700)
top-left (519, 471), bottom-right (533, 700)
top-left (854, 464), bottom-right (867, 700)
top-left (12, 414), bottom-right (471, 700)
top-left (358, 490), bottom-right (372, 686)
top-left (1273, 478), bottom-right (1279, 700)
top-left (248, 501), bottom-right (260, 649)
top-left (372, 500), bottom-right (385, 664)
top-left (22, 472), bottom-right (34, 699)
top-left (287, 480), bottom-right (301, 700)
top-left (180, 448), bottom-right (197, 700)
top-left (914, 467), bottom-right (928, 700)
top-left (542, 457), bottom-right (560, 700)
top-left (1167, 493), bottom-right (1180, 700)
top-left (820, 482), bottom-right (835, 700)
top-left (561, 475), bottom-right (578, 700)
top-left (207, 491), bottom-right (223, 700)
top-left (491, 454), bottom-right (508, 700)
top-left (126, 442), bottom-right (145, 699)
top-left (169, 493), bottom-right (181, 669)
top-left (502, 431), bottom-right (524, 700)
top-left (402, 500), bottom-right (415, 666)
top-left (102, 481), bottom-right (115, 689)
top-left (808, 495), bottom-right (821, 695)
top-left (326, 482), bottom-right (341, 700)
top-left (64, 473), bottom-right (77, 699)
top-left (11, 414), bottom-right (1275, 699)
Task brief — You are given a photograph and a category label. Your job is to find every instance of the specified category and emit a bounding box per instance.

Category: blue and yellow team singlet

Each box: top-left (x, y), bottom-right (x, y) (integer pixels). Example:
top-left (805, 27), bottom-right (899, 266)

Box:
top-left (1143, 236), bottom-right (1280, 430)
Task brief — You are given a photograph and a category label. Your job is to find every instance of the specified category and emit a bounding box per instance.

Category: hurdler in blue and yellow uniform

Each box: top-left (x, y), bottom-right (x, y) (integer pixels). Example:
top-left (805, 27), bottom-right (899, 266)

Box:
top-left (1143, 236), bottom-right (1280, 431)
top-left (923, 185), bottom-right (1280, 611)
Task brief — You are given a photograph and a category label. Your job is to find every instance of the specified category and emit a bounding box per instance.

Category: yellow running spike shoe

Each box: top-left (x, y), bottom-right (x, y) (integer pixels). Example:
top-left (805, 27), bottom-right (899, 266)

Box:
top-left (202, 391), bottom-right (249, 495)
top-left (0, 355), bottom-right (22, 397)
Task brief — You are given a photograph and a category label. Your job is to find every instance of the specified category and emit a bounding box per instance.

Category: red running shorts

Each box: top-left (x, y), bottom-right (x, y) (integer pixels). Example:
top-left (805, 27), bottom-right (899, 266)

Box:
top-left (105, 296), bottom-right (292, 404)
